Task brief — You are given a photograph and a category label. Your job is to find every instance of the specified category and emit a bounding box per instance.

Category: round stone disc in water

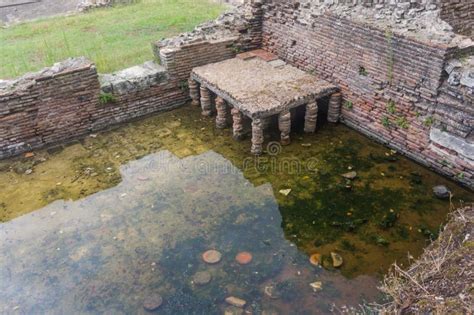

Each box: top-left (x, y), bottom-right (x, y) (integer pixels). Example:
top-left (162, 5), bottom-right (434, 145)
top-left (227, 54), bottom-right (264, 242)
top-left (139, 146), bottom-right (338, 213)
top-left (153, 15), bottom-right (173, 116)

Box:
top-left (193, 271), bottom-right (212, 285)
top-left (202, 249), bottom-right (222, 264)
top-left (235, 251), bottom-right (253, 265)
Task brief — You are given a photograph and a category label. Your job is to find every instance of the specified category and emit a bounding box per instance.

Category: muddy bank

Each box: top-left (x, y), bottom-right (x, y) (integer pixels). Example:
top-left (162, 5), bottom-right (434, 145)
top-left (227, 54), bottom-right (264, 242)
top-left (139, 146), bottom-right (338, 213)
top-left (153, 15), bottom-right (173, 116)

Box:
top-left (380, 205), bottom-right (474, 314)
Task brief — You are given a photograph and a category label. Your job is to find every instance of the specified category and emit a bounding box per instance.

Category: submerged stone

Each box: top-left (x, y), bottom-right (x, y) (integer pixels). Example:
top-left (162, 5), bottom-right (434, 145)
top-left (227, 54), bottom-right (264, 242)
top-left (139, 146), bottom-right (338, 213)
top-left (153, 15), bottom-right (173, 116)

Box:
top-left (433, 185), bottom-right (451, 199)
top-left (309, 253), bottom-right (321, 266)
top-left (202, 249), bottom-right (222, 264)
top-left (143, 294), bottom-right (163, 311)
top-left (192, 271), bottom-right (212, 285)
top-left (331, 252), bottom-right (343, 267)
top-left (235, 251), bottom-right (253, 265)
top-left (309, 281), bottom-right (322, 291)
top-left (225, 296), bottom-right (246, 308)
top-left (264, 284), bottom-right (281, 299)
top-left (341, 171), bottom-right (357, 180)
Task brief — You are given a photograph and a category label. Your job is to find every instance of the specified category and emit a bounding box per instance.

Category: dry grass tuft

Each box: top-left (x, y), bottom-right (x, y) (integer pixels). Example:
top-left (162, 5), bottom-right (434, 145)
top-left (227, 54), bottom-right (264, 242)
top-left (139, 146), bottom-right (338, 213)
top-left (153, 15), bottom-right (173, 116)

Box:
top-left (379, 205), bottom-right (474, 314)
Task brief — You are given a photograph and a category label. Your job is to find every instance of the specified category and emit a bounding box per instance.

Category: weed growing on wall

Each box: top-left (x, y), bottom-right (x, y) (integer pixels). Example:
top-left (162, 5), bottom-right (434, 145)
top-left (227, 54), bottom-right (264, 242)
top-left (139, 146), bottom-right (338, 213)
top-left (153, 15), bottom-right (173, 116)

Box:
top-left (381, 116), bottom-right (390, 128)
top-left (358, 66), bottom-right (368, 76)
top-left (99, 92), bottom-right (116, 105)
top-left (386, 100), bottom-right (396, 114)
top-left (343, 100), bottom-right (353, 109)
top-left (424, 116), bottom-right (434, 127)
top-left (178, 80), bottom-right (189, 92)
top-left (230, 43), bottom-right (242, 54)
top-left (395, 116), bottom-right (409, 129)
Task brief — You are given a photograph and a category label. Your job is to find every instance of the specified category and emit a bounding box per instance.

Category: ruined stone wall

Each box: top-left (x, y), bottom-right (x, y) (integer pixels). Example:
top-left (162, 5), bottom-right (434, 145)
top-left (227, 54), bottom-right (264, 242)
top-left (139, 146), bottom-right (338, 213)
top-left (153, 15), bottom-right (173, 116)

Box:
top-left (262, 0), bottom-right (473, 187)
top-left (440, 0), bottom-right (474, 37)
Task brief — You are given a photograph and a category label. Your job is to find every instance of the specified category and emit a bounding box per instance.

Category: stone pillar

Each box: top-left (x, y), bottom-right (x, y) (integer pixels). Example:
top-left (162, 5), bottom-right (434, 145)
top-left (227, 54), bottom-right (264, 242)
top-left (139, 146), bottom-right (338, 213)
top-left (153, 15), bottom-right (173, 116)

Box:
top-left (328, 92), bottom-right (342, 123)
top-left (251, 118), bottom-right (264, 155)
top-left (304, 101), bottom-right (318, 133)
top-left (231, 108), bottom-right (244, 140)
top-left (215, 97), bottom-right (228, 129)
top-left (188, 78), bottom-right (200, 106)
top-left (200, 86), bottom-right (212, 117)
top-left (278, 110), bottom-right (291, 146)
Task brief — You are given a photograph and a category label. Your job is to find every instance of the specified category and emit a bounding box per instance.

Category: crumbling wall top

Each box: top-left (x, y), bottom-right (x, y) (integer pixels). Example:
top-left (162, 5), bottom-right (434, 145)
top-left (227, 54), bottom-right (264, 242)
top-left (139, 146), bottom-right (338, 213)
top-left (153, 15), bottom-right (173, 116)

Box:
top-left (0, 57), bottom-right (94, 94)
top-left (158, 9), bottom-right (247, 49)
top-left (264, 0), bottom-right (468, 45)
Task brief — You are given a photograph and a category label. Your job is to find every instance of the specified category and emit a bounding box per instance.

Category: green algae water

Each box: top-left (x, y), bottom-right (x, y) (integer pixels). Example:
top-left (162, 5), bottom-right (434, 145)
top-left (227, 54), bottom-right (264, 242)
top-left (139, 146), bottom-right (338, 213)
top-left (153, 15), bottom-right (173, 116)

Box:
top-left (1, 105), bottom-right (472, 314)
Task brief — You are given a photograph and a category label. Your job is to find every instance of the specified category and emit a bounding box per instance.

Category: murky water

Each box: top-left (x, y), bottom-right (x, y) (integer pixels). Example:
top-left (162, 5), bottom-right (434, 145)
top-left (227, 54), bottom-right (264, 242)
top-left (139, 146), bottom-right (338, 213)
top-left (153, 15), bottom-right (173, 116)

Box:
top-left (1, 104), bottom-right (472, 314)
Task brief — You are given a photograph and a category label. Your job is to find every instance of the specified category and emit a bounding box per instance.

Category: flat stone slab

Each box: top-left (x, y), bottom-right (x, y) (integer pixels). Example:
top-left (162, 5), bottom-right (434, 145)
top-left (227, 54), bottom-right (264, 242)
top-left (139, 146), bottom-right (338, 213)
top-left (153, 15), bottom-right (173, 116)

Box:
top-left (99, 61), bottom-right (168, 94)
top-left (191, 57), bottom-right (338, 119)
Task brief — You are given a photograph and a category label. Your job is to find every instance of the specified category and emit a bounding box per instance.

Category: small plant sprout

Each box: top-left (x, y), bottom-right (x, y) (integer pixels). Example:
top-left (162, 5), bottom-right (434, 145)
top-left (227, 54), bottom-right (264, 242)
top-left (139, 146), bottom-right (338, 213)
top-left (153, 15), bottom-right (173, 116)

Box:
top-left (382, 116), bottom-right (390, 128)
top-left (343, 100), bottom-right (353, 109)
top-left (358, 66), bottom-right (368, 76)
top-left (178, 80), bottom-right (189, 91)
top-left (386, 100), bottom-right (396, 114)
top-left (424, 116), bottom-right (434, 127)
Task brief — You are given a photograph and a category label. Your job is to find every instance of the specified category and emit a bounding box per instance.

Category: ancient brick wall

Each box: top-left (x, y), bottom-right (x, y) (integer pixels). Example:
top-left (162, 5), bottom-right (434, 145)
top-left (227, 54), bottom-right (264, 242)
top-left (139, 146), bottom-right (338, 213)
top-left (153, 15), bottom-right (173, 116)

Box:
top-left (155, 38), bottom-right (238, 82)
top-left (91, 78), bottom-right (188, 131)
top-left (0, 60), bottom-right (99, 158)
top-left (262, 1), bottom-right (473, 187)
top-left (440, 0), bottom-right (473, 37)
top-left (0, 59), bottom-right (188, 159)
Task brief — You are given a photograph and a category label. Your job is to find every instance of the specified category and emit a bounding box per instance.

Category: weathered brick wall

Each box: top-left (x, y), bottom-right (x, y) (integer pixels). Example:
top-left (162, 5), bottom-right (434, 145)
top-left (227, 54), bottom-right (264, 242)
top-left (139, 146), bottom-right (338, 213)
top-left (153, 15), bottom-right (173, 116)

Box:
top-left (91, 80), bottom-right (188, 131)
top-left (0, 60), bottom-right (99, 158)
top-left (440, 0), bottom-right (473, 37)
top-left (155, 38), bottom-right (239, 82)
top-left (0, 59), bottom-right (188, 159)
top-left (262, 0), bottom-right (473, 187)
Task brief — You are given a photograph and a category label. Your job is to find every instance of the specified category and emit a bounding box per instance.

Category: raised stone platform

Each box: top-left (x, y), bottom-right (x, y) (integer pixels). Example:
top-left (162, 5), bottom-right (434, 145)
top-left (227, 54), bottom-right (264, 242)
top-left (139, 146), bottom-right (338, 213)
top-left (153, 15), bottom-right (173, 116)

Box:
top-left (190, 52), bottom-right (340, 154)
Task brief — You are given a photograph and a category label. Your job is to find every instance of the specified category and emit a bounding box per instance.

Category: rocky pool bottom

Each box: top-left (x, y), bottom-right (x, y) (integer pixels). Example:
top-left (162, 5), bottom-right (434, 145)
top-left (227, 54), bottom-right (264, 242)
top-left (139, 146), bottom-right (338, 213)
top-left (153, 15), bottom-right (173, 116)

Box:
top-left (0, 105), bottom-right (473, 314)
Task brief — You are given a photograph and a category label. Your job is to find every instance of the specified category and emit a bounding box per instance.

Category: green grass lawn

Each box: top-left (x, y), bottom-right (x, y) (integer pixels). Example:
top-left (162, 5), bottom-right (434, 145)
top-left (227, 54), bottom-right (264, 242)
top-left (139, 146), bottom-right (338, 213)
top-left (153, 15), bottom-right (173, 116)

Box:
top-left (0, 0), bottom-right (226, 79)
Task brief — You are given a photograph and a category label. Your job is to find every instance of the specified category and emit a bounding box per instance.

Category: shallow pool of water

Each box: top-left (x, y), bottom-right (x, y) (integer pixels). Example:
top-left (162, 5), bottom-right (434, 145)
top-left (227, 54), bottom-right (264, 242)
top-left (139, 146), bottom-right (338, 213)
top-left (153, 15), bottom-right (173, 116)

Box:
top-left (1, 105), bottom-right (472, 314)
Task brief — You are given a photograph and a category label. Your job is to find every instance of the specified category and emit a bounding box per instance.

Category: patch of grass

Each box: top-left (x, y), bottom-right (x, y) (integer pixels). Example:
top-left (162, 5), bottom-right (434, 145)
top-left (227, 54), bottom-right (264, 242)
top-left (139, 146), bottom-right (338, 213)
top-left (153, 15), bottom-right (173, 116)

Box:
top-left (99, 92), bottom-right (116, 105)
top-left (0, 0), bottom-right (226, 78)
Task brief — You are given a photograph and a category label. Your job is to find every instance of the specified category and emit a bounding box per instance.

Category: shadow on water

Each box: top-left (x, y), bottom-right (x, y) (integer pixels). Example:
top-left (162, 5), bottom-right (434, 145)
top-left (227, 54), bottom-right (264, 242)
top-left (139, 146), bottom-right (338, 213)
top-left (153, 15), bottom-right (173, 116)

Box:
top-left (0, 104), bottom-right (472, 313)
